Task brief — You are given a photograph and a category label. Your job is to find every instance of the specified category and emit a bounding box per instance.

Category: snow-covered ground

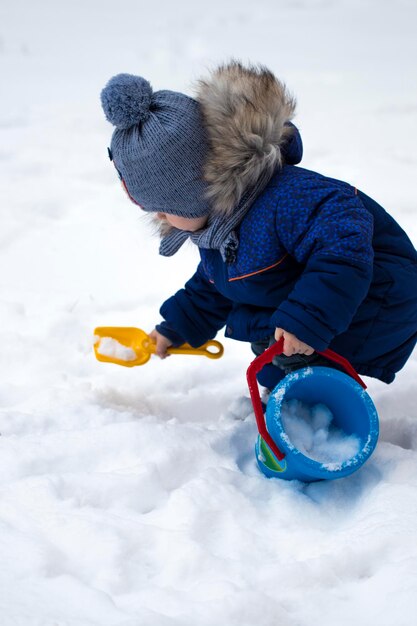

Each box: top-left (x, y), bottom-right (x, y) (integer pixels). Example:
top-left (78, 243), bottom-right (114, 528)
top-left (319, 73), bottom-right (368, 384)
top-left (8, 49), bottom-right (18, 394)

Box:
top-left (1, 0), bottom-right (417, 624)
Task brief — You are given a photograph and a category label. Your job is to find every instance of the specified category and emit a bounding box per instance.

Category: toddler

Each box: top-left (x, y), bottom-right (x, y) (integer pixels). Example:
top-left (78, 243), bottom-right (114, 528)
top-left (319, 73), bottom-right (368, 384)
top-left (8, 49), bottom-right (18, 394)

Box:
top-left (100, 61), bottom-right (417, 389)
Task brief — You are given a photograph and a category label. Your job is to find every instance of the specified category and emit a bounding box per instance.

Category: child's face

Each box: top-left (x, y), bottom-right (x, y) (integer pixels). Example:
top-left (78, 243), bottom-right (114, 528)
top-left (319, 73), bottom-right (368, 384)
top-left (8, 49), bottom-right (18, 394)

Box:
top-left (155, 213), bottom-right (208, 232)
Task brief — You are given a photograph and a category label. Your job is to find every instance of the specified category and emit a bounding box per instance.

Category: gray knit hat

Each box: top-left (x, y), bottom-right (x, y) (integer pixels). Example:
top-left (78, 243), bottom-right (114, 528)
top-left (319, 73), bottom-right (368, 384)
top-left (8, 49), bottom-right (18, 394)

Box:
top-left (100, 73), bottom-right (211, 218)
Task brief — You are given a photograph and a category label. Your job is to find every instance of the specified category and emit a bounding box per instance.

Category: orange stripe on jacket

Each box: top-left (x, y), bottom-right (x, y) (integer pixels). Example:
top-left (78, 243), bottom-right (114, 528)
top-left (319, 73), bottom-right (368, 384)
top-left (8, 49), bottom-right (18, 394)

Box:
top-left (228, 254), bottom-right (289, 282)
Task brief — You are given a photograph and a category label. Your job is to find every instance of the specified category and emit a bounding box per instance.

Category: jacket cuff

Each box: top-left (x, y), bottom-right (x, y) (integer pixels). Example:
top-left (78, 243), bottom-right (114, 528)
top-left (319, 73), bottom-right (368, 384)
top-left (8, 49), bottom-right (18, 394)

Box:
top-left (271, 306), bottom-right (333, 352)
top-left (155, 322), bottom-right (185, 347)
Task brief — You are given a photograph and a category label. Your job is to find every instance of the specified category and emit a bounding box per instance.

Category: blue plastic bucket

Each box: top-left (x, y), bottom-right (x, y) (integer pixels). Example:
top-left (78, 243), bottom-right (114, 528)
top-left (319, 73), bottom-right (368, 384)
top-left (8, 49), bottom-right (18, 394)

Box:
top-left (255, 366), bottom-right (379, 481)
top-left (247, 340), bottom-right (379, 482)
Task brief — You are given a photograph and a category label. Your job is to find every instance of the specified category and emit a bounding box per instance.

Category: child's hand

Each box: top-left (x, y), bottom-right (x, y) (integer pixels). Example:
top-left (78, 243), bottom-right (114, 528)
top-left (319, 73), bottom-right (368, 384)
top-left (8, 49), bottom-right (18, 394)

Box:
top-left (148, 329), bottom-right (173, 359)
top-left (274, 327), bottom-right (314, 357)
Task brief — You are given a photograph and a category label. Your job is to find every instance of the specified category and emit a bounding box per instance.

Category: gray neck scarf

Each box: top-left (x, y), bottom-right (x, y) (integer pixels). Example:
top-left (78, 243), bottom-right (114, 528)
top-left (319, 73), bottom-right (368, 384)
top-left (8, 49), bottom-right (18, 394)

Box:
top-left (159, 170), bottom-right (272, 264)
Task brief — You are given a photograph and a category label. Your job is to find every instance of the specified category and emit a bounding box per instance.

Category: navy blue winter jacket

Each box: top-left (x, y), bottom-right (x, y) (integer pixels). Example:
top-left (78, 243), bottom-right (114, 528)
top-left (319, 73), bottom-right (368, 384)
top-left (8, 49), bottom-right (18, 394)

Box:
top-left (158, 157), bottom-right (417, 385)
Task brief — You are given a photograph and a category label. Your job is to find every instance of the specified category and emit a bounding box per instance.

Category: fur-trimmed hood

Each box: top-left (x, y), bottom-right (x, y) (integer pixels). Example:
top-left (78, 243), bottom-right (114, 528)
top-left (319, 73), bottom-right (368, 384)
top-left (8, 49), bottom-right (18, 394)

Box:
top-left (195, 61), bottom-right (297, 215)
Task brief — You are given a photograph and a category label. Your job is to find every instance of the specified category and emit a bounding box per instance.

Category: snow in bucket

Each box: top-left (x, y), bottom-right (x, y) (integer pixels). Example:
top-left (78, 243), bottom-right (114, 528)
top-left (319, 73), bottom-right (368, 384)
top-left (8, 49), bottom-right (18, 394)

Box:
top-left (280, 399), bottom-right (362, 470)
top-left (256, 367), bottom-right (379, 482)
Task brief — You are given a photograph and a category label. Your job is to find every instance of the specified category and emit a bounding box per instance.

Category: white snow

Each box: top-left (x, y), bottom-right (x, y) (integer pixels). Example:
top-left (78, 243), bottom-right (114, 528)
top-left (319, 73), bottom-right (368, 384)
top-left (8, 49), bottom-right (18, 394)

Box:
top-left (280, 399), bottom-right (362, 465)
top-left (96, 336), bottom-right (137, 361)
top-left (1, 1), bottom-right (417, 625)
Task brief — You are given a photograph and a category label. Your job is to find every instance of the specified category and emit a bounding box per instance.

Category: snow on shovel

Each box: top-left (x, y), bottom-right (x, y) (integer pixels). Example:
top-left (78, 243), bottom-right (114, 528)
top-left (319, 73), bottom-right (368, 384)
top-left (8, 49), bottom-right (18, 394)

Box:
top-left (93, 326), bottom-right (224, 367)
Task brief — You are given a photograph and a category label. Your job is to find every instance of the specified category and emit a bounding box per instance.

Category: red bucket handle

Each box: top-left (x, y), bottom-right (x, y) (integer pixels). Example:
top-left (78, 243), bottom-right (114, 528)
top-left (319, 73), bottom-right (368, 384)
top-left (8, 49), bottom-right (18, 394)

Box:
top-left (246, 339), bottom-right (367, 462)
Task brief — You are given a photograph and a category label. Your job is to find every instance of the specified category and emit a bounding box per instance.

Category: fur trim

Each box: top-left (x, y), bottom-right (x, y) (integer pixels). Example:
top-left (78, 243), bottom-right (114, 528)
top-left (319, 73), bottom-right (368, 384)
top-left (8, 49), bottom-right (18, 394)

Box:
top-left (195, 61), bottom-right (296, 215)
top-left (145, 213), bottom-right (174, 238)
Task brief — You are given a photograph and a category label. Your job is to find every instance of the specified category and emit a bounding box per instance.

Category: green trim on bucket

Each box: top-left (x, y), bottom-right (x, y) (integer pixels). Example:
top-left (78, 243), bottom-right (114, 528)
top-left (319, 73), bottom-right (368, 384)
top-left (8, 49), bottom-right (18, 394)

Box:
top-left (260, 437), bottom-right (287, 473)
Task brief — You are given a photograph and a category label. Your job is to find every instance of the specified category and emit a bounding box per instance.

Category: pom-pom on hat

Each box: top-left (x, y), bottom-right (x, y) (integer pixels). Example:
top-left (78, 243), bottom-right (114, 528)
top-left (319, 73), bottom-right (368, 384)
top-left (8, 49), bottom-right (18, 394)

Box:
top-left (101, 73), bottom-right (153, 129)
top-left (100, 73), bottom-right (211, 218)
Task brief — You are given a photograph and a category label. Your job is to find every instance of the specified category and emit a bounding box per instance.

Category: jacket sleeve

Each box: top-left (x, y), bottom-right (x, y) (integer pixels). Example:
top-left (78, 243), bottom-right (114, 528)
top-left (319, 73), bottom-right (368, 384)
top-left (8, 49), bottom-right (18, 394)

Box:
top-left (158, 262), bottom-right (233, 348)
top-left (271, 180), bottom-right (374, 351)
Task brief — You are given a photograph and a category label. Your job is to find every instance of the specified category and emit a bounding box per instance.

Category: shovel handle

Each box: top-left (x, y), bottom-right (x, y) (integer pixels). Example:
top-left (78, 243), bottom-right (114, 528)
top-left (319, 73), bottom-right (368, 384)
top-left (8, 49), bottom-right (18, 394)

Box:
top-left (145, 339), bottom-right (224, 359)
top-left (168, 340), bottom-right (224, 359)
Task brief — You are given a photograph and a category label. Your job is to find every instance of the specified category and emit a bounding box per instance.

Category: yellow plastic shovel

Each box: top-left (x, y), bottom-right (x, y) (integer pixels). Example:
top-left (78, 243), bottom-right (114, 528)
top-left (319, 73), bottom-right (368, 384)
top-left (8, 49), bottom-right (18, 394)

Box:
top-left (93, 326), bottom-right (224, 367)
